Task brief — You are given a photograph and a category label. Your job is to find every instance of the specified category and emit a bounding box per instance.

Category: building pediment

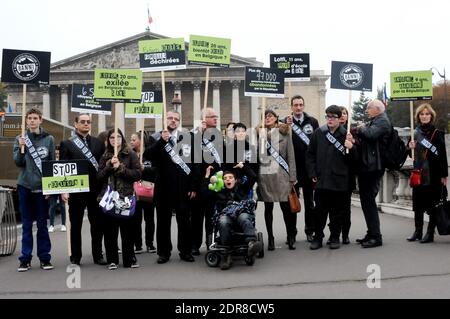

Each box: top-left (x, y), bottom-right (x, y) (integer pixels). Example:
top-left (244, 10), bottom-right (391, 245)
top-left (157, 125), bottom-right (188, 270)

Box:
top-left (51, 31), bottom-right (262, 72)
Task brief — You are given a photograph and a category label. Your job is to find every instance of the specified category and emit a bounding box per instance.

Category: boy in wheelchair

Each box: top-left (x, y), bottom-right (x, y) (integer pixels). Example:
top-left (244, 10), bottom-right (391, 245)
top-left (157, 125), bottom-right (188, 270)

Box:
top-left (204, 163), bottom-right (262, 270)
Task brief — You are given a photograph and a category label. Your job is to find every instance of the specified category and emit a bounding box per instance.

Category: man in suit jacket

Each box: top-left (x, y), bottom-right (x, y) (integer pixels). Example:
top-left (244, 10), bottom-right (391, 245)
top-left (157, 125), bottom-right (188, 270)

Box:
top-left (60, 113), bottom-right (106, 265)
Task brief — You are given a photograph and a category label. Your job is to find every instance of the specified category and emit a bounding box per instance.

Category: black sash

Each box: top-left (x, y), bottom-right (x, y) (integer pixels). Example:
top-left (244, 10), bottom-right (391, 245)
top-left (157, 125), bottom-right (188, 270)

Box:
top-left (202, 138), bottom-right (222, 165)
top-left (325, 132), bottom-right (346, 155)
top-left (24, 135), bottom-right (42, 173)
top-left (266, 140), bottom-right (289, 174)
top-left (164, 143), bottom-right (191, 175)
top-left (291, 122), bottom-right (310, 146)
top-left (69, 135), bottom-right (99, 171)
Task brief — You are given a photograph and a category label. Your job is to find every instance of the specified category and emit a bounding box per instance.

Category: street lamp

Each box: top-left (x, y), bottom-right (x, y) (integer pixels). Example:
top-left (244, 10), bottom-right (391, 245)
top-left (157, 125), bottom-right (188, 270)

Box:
top-left (431, 67), bottom-right (447, 131)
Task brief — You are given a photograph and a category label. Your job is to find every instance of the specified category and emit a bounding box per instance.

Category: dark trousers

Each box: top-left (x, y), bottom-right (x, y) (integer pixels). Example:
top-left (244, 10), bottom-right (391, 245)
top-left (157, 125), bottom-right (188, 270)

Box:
top-left (358, 171), bottom-right (384, 240)
top-left (69, 195), bottom-right (104, 262)
top-left (341, 190), bottom-right (352, 237)
top-left (264, 202), bottom-right (297, 238)
top-left (314, 189), bottom-right (345, 240)
top-left (295, 182), bottom-right (315, 235)
top-left (17, 185), bottom-right (51, 263)
top-left (413, 210), bottom-right (437, 232)
top-left (133, 200), bottom-right (155, 249)
top-left (191, 195), bottom-right (215, 250)
top-left (156, 202), bottom-right (192, 258)
top-left (218, 213), bottom-right (256, 246)
top-left (104, 215), bottom-right (135, 266)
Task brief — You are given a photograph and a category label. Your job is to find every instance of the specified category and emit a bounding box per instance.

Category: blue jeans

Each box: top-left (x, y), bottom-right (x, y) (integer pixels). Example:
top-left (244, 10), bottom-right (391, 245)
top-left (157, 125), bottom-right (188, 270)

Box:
top-left (18, 185), bottom-right (51, 263)
top-left (218, 213), bottom-right (256, 247)
top-left (49, 195), bottom-right (66, 226)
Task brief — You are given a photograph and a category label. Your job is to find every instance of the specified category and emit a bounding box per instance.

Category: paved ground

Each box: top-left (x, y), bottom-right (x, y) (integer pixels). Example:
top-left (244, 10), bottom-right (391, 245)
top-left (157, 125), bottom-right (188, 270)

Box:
top-left (1, 204), bottom-right (450, 299)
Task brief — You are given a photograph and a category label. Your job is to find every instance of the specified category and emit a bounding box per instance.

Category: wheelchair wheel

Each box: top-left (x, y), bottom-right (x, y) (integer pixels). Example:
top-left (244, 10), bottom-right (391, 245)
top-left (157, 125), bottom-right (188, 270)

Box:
top-left (257, 232), bottom-right (264, 258)
top-left (205, 251), bottom-right (221, 267)
top-left (245, 255), bottom-right (256, 266)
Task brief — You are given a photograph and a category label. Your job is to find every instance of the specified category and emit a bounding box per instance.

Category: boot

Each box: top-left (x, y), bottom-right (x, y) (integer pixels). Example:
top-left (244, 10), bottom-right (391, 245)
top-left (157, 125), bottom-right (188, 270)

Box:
top-left (287, 235), bottom-right (296, 250)
top-left (205, 234), bottom-right (213, 250)
top-left (407, 228), bottom-right (423, 242)
top-left (268, 236), bottom-right (275, 251)
top-left (420, 232), bottom-right (434, 243)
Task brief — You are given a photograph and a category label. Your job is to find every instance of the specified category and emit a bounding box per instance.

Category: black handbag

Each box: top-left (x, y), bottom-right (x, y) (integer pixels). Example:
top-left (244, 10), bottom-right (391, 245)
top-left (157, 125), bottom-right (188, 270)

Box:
top-left (432, 187), bottom-right (450, 236)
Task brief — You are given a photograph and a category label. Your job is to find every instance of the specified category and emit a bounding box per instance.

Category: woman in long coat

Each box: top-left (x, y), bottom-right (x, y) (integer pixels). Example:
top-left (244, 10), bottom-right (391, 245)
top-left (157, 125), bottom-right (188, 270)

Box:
top-left (257, 109), bottom-right (297, 250)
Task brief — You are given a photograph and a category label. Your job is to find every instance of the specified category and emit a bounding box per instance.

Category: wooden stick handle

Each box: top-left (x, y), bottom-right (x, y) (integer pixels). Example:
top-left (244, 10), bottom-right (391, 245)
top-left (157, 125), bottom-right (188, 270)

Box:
top-left (410, 101), bottom-right (415, 161)
top-left (162, 70), bottom-right (167, 131)
top-left (203, 67), bottom-right (210, 114)
top-left (21, 84), bottom-right (27, 154)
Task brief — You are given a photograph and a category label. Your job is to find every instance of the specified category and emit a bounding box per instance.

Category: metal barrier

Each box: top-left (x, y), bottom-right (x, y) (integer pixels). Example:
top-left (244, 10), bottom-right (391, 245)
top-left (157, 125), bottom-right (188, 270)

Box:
top-left (0, 187), bottom-right (17, 256)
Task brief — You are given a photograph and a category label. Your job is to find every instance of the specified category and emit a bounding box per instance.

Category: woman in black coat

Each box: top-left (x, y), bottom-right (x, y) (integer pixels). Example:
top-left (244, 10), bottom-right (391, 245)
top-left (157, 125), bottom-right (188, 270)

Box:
top-left (407, 103), bottom-right (448, 243)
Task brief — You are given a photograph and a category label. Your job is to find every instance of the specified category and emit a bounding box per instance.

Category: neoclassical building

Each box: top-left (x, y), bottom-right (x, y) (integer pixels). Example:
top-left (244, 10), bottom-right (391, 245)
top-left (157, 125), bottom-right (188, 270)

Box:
top-left (5, 31), bottom-right (329, 139)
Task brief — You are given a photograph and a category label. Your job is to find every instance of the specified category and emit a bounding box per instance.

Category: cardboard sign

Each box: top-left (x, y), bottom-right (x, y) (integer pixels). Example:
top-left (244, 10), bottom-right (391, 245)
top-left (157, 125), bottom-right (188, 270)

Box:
top-left (330, 61), bottom-right (373, 92)
top-left (188, 35), bottom-right (231, 67)
top-left (244, 66), bottom-right (285, 98)
top-left (390, 70), bottom-right (433, 101)
top-left (1, 49), bottom-right (51, 85)
top-left (270, 53), bottom-right (310, 82)
top-left (71, 84), bottom-right (112, 115)
top-left (42, 160), bottom-right (90, 195)
top-left (125, 91), bottom-right (163, 119)
top-left (94, 69), bottom-right (142, 102)
top-left (139, 38), bottom-right (186, 72)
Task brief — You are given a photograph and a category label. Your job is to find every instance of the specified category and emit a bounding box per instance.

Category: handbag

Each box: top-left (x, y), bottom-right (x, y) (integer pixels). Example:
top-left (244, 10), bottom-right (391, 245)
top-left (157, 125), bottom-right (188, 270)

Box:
top-left (288, 187), bottom-right (301, 214)
top-left (409, 129), bottom-right (437, 187)
top-left (99, 184), bottom-right (136, 218)
top-left (133, 180), bottom-right (154, 202)
top-left (433, 187), bottom-right (450, 235)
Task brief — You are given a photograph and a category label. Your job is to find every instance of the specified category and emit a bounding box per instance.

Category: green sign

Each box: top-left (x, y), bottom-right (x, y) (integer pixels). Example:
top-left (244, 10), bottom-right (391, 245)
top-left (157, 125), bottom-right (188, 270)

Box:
top-left (390, 70), bottom-right (433, 101)
top-left (139, 38), bottom-right (186, 72)
top-left (125, 91), bottom-right (163, 119)
top-left (94, 69), bottom-right (142, 102)
top-left (42, 160), bottom-right (90, 195)
top-left (188, 35), bottom-right (231, 67)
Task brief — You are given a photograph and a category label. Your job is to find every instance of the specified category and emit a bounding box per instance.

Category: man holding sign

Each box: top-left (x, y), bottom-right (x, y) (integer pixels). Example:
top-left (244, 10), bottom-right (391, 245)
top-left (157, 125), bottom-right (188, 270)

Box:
top-left (60, 114), bottom-right (106, 265)
top-left (14, 108), bottom-right (55, 272)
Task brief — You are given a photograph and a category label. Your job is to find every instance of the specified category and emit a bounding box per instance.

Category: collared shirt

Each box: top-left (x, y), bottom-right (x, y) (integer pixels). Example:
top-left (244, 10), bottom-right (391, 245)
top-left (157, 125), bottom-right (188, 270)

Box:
top-left (293, 113), bottom-right (304, 125)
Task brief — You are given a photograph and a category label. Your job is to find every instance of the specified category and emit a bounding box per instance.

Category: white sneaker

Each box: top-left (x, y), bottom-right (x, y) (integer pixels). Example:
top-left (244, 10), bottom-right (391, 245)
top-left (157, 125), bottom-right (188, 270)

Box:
top-left (108, 263), bottom-right (118, 270)
top-left (48, 225), bottom-right (55, 233)
top-left (60, 225), bottom-right (67, 232)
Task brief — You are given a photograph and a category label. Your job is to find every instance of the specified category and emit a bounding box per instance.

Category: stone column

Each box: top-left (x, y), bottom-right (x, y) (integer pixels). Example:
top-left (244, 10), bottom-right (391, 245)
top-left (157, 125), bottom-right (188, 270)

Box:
top-left (251, 96), bottom-right (260, 128)
top-left (97, 114), bottom-right (106, 135)
top-left (173, 81), bottom-right (182, 128)
top-left (60, 85), bottom-right (69, 126)
top-left (115, 103), bottom-right (125, 133)
top-left (42, 86), bottom-right (50, 119)
top-left (318, 88), bottom-right (327, 125)
top-left (212, 80), bottom-right (221, 128)
top-left (135, 118), bottom-right (144, 133)
top-left (154, 82), bottom-right (163, 132)
top-left (231, 80), bottom-right (240, 123)
top-left (192, 80), bottom-right (202, 129)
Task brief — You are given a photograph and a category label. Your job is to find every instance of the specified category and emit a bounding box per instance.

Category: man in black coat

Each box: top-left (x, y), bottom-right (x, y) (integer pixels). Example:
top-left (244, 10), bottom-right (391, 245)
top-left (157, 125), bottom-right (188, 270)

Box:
top-left (144, 111), bottom-right (200, 264)
top-left (306, 105), bottom-right (357, 250)
top-left (60, 114), bottom-right (106, 265)
top-left (285, 95), bottom-right (319, 243)
top-left (353, 99), bottom-right (391, 248)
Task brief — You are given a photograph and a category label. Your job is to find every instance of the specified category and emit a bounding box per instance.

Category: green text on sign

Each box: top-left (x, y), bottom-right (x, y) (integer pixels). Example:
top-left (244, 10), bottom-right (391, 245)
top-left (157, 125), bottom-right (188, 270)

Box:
top-left (188, 35), bottom-right (231, 67)
top-left (390, 70), bottom-right (433, 101)
top-left (42, 175), bottom-right (90, 195)
top-left (94, 69), bottom-right (143, 101)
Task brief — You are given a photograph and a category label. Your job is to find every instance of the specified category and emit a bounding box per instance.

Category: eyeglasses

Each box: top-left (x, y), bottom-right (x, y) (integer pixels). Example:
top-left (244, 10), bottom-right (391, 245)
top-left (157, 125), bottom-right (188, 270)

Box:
top-left (205, 115), bottom-right (218, 119)
top-left (109, 135), bottom-right (122, 139)
top-left (78, 120), bottom-right (91, 124)
top-left (325, 115), bottom-right (339, 120)
top-left (167, 117), bottom-right (180, 121)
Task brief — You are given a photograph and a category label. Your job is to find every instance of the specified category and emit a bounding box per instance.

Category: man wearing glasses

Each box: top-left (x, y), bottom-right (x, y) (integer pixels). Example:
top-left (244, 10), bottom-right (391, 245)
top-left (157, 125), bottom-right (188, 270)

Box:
top-left (306, 105), bottom-right (356, 250)
top-left (60, 113), bottom-right (106, 265)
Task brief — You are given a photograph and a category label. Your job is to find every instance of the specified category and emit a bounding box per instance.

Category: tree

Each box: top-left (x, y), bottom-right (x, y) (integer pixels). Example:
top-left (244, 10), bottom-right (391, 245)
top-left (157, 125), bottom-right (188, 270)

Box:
top-left (352, 91), bottom-right (370, 123)
top-left (0, 83), bottom-right (7, 111)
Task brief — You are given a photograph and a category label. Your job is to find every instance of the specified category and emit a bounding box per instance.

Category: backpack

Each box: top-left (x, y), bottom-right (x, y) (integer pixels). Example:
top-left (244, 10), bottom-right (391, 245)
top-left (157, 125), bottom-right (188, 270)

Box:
top-left (380, 126), bottom-right (407, 170)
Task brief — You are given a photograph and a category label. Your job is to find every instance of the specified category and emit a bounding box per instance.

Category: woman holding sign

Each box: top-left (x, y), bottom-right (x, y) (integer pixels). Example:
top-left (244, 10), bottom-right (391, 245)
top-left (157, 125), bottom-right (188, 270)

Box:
top-left (407, 103), bottom-right (448, 243)
top-left (97, 129), bottom-right (141, 269)
top-left (257, 109), bottom-right (297, 251)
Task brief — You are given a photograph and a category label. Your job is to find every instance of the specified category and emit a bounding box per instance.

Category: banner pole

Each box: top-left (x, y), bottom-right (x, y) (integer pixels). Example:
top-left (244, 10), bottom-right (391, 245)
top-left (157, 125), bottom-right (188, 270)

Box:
top-left (140, 120), bottom-right (145, 165)
top-left (410, 101), bottom-right (415, 161)
top-left (288, 81), bottom-right (292, 102)
top-left (21, 84), bottom-right (27, 154)
top-left (161, 70), bottom-right (167, 131)
top-left (203, 67), bottom-right (210, 113)
top-left (345, 90), bottom-right (353, 154)
top-left (65, 202), bottom-right (71, 257)
top-left (260, 97), bottom-right (267, 153)
top-left (114, 103), bottom-right (119, 157)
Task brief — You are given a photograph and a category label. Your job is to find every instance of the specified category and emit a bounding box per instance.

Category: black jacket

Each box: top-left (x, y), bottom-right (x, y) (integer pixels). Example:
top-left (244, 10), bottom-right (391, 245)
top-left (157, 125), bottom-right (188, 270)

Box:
top-left (193, 127), bottom-right (225, 180)
top-left (144, 130), bottom-right (200, 208)
top-left (223, 139), bottom-right (259, 179)
top-left (354, 112), bottom-right (391, 173)
top-left (60, 133), bottom-right (105, 196)
top-left (283, 112), bottom-right (319, 185)
top-left (306, 125), bottom-right (358, 192)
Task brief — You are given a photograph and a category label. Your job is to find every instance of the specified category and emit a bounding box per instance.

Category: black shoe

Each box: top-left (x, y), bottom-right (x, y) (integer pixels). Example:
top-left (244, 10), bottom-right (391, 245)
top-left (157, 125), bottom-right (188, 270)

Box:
top-left (146, 244), bottom-right (157, 253)
top-left (18, 262), bottom-right (31, 272)
top-left (220, 254), bottom-right (232, 270)
top-left (287, 236), bottom-right (296, 250)
top-left (248, 241), bottom-right (262, 257)
top-left (361, 238), bottom-right (382, 248)
top-left (191, 248), bottom-right (201, 256)
top-left (329, 239), bottom-right (340, 250)
top-left (70, 257), bottom-right (81, 265)
top-left (268, 236), bottom-right (275, 251)
top-left (356, 234), bottom-right (370, 244)
top-left (420, 232), bottom-right (434, 243)
top-left (306, 234), bottom-right (314, 243)
top-left (94, 257), bottom-right (107, 265)
top-left (40, 261), bottom-right (54, 270)
top-left (342, 237), bottom-right (350, 245)
top-left (179, 253), bottom-right (195, 262)
top-left (407, 230), bottom-right (423, 242)
top-left (157, 256), bottom-right (170, 264)
top-left (310, 240), bottom-right (323, 250)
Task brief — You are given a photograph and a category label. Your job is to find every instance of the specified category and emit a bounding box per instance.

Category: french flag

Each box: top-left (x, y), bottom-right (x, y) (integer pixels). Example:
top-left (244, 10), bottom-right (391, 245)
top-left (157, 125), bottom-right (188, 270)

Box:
top-left (383, 83), bottom-right (389, 108)
top-left (147, 7), bottom-right (153, 25)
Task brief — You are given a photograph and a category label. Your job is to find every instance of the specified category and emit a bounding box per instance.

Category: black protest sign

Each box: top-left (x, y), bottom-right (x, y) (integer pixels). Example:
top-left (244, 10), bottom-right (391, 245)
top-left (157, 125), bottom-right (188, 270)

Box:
top-left (270, 53), bottom-right (310, 81)
top-left (330, 61), bottom-right (373, 92)
top-left (71, 84), bottom-right (112, 115)
top-left (41, 160), bottom-right (90, 195)
top-left (1, 49), bottom-right (51, 85)
top-left (244, 67), bottom-right (285, 98)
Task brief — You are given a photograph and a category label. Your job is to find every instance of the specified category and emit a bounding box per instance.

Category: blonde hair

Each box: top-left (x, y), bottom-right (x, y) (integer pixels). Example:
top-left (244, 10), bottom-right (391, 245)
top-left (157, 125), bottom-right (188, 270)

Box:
top-left (415, 103), bottom-right (436, 124)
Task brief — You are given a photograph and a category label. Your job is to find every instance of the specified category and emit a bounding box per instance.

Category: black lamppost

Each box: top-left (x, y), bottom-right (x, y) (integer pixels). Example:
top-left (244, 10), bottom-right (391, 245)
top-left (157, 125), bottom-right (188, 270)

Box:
top-left (431, 67), bottom-right (447, 131)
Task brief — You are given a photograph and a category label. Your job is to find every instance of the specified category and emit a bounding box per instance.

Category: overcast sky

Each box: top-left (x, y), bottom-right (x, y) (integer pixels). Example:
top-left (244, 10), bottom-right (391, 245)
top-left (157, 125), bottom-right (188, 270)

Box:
top-left (1, 0), bottom-right (449, 107)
